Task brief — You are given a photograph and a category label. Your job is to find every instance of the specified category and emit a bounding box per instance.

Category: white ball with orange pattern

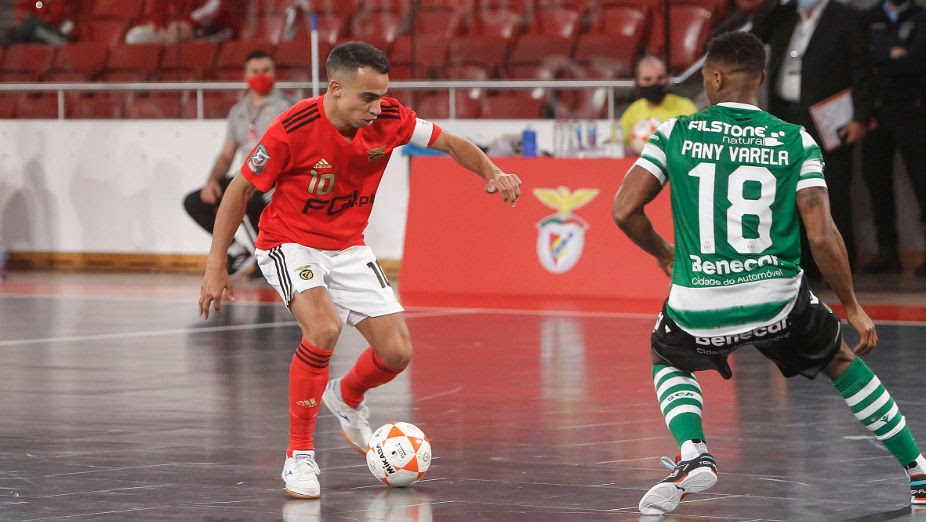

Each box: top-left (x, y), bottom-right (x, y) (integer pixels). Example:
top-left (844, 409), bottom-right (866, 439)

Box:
top-left (366, 421), bottom-right (432, 487)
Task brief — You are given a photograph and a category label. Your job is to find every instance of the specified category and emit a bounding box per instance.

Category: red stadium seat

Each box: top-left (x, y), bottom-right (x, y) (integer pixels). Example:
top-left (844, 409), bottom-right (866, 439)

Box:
top-left (390, 34), bottom-right (449, 79)
top-left (668, 5), bottom-right (713, 73)
top-left (549, 62), bottom-right (616, 119)
top-left (101, 44), bottom-right (162, 81)
top-left (574, 33), bottom-right (641, 78)
top-left (251, 0), bottom-right (292, 16)
top-left (278, 9), bottom-right (347, 43)
top-left (447, 64), bottom-right (491, 81)
top-left (359, 0), bottom-right (413, 14)
top-left (447, 35), bottom-right (509, 76)
top-left (481, 91), bottom-right (547, 119)
top-left (0, 44), bottom-right (56, 81)
top-left (311, 0), bottom-right (360, 19)
top-left (273, 39), bottom-right (325, 82)
top-left (210, 40), bottom-right (275, 79)
top-left (240, 13), bottom-right (286, 42)
top-left (349, 10), bottom-right (405, 43)
top-left (92, 0), bottom-right (145, 19)
top-left (68, 93), bottom-right (127, 119)
top-left (14, 93), bottom-right (59, 119)
top-left (124, 92), bottom-right (187, 119)
top-left (535, 0), bottom-right (595, 10)
top-left (598, 0), bottom-right (663, 55)
top-left (204, 91), bottom-right (245, 119)
top-left (414, 89), bottom-right (483, 119)
top-left (156, 41), bottom-right (219, 81)
top-left (0, 94), bottom-right (18, 118)
top-left (43, 44), bottom-right (109, 82)
top-left (420, 0), bottom-right (475, 11)
top-left (529, 7), bottom-right (582, 38)
top-left (506, 35), bottom-right (574, 75)
top-left (423, 63), bottom-right (489, 115)
top-left (412, 9), bottom-right (467, 38)
top-left (591, 5), bottom-right (648, 41)
top-left (471, 8), bottom-right (523, 38)
top-left (82, 19), bottom-right (129, 46)
top-left (677, 0), bottom-right (729, 18)
top-left (478, 0), bottom-right (532, 12)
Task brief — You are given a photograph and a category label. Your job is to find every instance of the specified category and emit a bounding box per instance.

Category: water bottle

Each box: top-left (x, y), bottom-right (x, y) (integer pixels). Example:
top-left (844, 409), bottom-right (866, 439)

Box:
top-left (585, 121), bottom-right (598, 150)
top-left (522, 125), bottom-right (537, 157)
top-left (553, 119), bottom-right (565, 157)
top-left (0, 247), bottom-right (6, 280)
top-left (605, 120), bottom-right (625, 158)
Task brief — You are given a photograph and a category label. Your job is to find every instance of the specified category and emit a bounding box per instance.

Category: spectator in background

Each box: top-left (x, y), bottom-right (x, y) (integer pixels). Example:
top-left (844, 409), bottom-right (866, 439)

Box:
top-left (619, 55), bottom-right (698, 156)
top-left (858, 0), bottom-right (926, 274)
top-left (2, 0), bottom-right (77, 46)
top-left (753, 0), bottom-right (874, 279)
top-left (183, 49), bottom-right (292, 278)
top-left (125, 0), bottom-right (240, 44)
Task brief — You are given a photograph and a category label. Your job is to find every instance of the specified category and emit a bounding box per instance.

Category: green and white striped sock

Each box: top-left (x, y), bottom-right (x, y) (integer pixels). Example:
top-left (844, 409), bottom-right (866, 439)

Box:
top-left (833, 357), bottom-right (922, 467)
top-left (653, 364), bottom-right (705, 447)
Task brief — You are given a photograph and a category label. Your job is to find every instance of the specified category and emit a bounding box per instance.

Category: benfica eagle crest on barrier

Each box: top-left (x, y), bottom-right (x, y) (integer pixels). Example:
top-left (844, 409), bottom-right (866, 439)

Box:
top-left (533, 186), bottom-right (599, 274)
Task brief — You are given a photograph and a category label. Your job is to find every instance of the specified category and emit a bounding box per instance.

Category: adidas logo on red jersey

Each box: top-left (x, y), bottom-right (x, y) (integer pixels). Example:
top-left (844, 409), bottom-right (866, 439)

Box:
top-left (313, 158), bottom-right (332, 169)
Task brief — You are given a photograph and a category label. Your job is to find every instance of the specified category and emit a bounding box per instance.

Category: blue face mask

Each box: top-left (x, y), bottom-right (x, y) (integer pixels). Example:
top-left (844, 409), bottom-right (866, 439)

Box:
top-left (797, 0), bottom-right (820, 8)
top-left (884, 0), bottom-right (910, 23)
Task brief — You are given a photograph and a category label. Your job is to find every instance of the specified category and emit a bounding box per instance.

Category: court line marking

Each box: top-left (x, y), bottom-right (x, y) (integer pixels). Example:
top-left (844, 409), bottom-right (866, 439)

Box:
top-left (3, 304), bottom-right (926, 347)
top-left (0, 321), bottom-right (299, 347)
top-left (10, 291), bottom-right (922, 325)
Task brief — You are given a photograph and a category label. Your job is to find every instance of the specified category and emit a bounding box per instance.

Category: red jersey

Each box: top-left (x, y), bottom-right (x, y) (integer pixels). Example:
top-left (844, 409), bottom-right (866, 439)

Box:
top-left (241, 95), bottom-right (441, 250)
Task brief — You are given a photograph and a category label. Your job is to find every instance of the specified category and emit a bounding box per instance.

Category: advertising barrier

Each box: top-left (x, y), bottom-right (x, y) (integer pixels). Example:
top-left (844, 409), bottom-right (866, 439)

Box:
top-left (400, 157), bottom-right (675, 311)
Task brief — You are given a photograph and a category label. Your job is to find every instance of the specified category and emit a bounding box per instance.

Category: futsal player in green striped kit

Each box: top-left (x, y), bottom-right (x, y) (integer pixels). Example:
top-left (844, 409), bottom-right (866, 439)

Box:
top-left (612, 31), bottom-right (926, 516)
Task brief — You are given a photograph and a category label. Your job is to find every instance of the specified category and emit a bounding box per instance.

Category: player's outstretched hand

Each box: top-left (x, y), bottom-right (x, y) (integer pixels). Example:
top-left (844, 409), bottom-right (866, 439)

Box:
top-left (485, 172), bottom-right (522, 207)
top-left (199, 268), bottom-right (235, 319)
top-left (846, 306), bottom-right (877, 356)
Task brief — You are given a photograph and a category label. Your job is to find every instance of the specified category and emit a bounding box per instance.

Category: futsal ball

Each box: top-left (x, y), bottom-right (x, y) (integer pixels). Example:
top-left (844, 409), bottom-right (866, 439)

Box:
top-left (629, 116), bottom-right (662, 156)
top-left (366, 421), bottom-right (432, 487)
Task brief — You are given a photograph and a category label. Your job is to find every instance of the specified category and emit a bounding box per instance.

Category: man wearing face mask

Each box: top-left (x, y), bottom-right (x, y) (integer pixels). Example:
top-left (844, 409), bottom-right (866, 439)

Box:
top-left (753, 0), bottom-right (874, 279)
top-left (858, 0), bottom-right (926, 274)
top-left (619, 55), bottom-right (698, 156)
top-left (183, 49), bottom-right (293, 278)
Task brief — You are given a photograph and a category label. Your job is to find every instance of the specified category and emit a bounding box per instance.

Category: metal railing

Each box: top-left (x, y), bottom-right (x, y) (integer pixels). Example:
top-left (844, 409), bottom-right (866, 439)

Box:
top-left (0, 79), bottom-right (638, 120)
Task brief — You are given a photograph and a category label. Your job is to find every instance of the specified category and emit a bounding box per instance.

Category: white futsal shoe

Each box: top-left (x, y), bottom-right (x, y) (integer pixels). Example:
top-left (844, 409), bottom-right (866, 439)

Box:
top-left (322, 378), bottom-right (372, 454)
top-left (282, 450), bottom-right (320, 499)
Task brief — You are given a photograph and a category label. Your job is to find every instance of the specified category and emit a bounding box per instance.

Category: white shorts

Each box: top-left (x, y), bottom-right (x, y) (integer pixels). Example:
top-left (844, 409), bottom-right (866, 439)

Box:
top-left (255, 244), bottom-right (403, 326)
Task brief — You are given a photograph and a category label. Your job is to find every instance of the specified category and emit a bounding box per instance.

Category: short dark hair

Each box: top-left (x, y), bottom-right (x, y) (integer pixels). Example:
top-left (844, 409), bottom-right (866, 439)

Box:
top-left (245, 49), bottom-right (274, 64)
top-left (705, 31), bottom-right (765, 73)
top-left (326, 41), bottom-right (390, 77)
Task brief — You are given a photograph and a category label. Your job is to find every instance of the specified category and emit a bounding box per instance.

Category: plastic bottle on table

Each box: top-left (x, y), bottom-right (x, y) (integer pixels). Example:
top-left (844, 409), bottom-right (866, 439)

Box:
top-left (522, 125), bottom-right (537, 157)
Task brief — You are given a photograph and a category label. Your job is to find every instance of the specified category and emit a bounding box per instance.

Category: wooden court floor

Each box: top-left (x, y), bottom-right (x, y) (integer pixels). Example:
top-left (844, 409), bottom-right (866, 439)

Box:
top-left (2, 271), bottom-right (926, 521)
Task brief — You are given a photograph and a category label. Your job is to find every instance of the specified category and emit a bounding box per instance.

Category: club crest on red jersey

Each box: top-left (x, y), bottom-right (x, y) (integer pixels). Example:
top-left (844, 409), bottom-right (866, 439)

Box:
top-left (247, 144), bottom-right (270, 175)
top-left (533, 186), bottom-right (599, 274)
top-left (367, 145), bottom-right (387, 162)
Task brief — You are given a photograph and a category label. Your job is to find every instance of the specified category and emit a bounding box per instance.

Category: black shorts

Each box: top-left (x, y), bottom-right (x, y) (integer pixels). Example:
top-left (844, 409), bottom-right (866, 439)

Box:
top-left (650, 278), bottom-right (842, 380)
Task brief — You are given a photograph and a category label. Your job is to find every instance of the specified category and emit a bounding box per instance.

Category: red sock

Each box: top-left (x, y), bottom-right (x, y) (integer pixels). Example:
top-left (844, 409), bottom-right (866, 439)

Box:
top-left (339, 347), bottom-right (403, 408)
top-left (287, 340), bottom-right (331, 457)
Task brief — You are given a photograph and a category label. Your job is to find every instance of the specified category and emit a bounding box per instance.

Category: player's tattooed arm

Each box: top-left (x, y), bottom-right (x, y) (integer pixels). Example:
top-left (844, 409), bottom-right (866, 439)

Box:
top-left (796, 186), bottom-right (875, 354)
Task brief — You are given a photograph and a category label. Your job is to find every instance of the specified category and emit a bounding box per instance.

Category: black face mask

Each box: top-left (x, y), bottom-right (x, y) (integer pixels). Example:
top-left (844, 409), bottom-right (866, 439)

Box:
top-left (638, 84), bottom-right (668, 105)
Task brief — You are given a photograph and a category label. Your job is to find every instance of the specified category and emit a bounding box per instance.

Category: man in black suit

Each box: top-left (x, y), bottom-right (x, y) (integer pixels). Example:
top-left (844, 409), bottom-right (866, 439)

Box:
top-left (860, 0), bottom-right (926, 274)
top-left (753, 0), bottom-right (874, 277)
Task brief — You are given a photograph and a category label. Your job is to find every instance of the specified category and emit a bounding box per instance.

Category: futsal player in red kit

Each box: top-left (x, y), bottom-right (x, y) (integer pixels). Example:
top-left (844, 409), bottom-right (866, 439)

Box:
top-left (198, 41), bottom-right (522, 498)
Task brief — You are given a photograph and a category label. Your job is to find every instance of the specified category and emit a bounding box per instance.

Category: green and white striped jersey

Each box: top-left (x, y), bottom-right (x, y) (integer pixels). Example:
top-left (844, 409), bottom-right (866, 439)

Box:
top-left (634, 102), bottom-right (826, 336)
